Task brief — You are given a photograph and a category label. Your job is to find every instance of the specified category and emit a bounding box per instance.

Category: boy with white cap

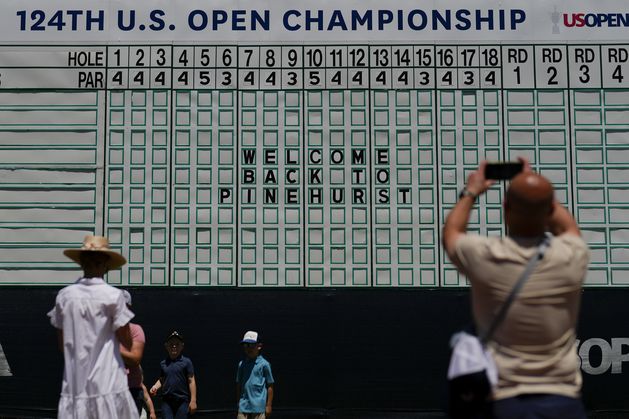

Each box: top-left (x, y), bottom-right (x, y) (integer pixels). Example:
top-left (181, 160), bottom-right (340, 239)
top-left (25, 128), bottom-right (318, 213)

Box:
top-left (236, 331), bottom-right (274, 419)
top-left (48, 235), bottom-right (138, 418)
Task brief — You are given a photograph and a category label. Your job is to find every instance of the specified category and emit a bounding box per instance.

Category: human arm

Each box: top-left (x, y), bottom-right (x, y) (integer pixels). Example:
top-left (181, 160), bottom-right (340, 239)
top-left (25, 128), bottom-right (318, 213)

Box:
top-left (120, 336), bottom-right (144, 367)
top-left (188, 375), bottom-right (197, 414)
top-left (235, 362), bottom-right (242, 406)
top-left (548, 199), bottom-right (581, 237)
top-left (517, 156), bottom-right (580, 237)
top-left (149, 378), bottom-right (162, 396)
top-left (263, 362), bottom-right (275, 417)
top-left (265, 384), bottom-right (274, 416)
top-left (515, 157), bottom-right (579, 237)
top-left (115, 323), bottom-right (133, 350)
top-left (442, 161), bottom-right (494, 262)
top-left (142, 382), bottom-right (157, 419)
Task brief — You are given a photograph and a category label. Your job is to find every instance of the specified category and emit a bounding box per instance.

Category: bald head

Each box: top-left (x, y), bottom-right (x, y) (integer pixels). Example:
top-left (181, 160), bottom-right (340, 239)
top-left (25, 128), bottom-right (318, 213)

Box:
top-left (505, 172), bottom-right (554, 235)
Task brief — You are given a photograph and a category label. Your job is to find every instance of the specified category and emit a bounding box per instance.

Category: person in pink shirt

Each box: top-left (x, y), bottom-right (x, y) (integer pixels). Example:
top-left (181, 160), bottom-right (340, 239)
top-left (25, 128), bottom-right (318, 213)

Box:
top-left (120, 290), bottom-right (147, 415)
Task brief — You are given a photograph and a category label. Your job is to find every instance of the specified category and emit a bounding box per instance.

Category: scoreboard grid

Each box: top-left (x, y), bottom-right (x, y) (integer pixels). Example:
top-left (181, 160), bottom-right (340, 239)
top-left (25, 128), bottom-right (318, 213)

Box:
top-left (0, 43), bottom-right (628, 286)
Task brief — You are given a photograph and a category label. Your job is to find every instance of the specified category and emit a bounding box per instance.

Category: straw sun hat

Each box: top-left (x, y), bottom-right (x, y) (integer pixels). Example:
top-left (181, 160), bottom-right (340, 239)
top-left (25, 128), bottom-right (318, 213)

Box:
top-left (63, 235), bottom-right (127, 270)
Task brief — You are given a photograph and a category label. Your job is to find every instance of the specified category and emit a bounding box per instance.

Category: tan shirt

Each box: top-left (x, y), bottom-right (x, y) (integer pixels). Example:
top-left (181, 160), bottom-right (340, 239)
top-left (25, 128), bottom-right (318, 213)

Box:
top-left (453, 234), bottom-right (589, 400)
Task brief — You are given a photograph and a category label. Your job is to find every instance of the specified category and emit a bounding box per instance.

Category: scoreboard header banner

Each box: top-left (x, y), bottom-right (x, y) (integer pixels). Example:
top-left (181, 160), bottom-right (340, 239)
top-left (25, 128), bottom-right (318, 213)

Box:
top-left (2, 0), bottom-right (629, 42)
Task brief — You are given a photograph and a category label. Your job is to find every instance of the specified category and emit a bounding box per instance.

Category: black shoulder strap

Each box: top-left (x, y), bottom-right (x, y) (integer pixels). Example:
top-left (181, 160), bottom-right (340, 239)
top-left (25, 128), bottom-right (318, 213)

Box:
top-left (480, 234), bottom-right (551, 345)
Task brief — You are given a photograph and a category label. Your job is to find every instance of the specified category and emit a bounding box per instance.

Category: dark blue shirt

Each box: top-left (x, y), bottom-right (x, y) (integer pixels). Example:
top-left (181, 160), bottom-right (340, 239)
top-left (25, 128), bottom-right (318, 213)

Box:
top-left (160, 355), bottom-right (194, 401)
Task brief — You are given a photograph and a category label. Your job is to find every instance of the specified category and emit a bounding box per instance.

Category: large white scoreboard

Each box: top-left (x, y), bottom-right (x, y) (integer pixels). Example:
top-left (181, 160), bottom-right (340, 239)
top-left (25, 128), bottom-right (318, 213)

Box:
top-left (0, 0), bottom-right (627, 287)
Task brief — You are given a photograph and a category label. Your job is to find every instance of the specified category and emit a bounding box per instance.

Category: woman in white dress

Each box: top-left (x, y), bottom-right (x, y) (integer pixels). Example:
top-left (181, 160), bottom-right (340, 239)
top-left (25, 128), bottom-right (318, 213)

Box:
top-left (48, 235), bottom-right (139, 419)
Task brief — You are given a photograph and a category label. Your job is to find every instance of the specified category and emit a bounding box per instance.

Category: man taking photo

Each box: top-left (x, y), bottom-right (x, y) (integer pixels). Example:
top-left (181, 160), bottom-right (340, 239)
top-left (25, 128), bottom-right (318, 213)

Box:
top-left (442, 158), bottom-right (589, 419)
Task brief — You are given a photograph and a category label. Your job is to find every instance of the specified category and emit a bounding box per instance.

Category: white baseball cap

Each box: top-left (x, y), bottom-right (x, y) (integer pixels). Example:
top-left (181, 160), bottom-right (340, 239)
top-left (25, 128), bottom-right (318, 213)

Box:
top-left (241, 330), bottom-right (259, 344)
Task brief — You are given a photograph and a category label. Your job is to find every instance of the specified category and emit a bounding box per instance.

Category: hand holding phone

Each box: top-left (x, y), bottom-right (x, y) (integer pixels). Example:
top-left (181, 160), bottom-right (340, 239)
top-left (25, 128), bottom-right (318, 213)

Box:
top-left (484, 161), bottom-right (523, 180)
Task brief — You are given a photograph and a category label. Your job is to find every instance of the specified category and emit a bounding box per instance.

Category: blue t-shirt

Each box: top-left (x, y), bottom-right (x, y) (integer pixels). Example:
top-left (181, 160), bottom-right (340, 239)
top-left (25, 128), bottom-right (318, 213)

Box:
top-left (236, 355), bottom-right (274, 413)
top-left (160, 355), bottom-right (194, 401)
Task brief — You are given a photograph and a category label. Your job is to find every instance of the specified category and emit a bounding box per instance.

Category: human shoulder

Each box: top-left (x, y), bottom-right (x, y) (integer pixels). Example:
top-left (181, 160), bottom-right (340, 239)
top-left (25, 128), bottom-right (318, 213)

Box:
top-left (55, 283), bottom-right (77, 301)
top-left (58, 276), bottom-right (93, 295)
top-left (179, 355), bottom-right (195, 376)
top-left (554, 233), bottom-right (588, 248)
top-left (129, 323), bottom-right (145, 341)
top-left (105, 283), bottom-right (126, 299)
top-left (78, 279), bottom-right (123, 302)
top-left (456, 233), bottom-right (492, 246)
top-left (170, 355), bottom-right (193, 370)
top-left (258, 355), bottom-right (274, 383)
top-left (551, 233), bottom-right (590, 261)
top-left (453, 234), bottom-right (494, 262)
top-left (54, 281), bottom-right (91, 305)
top-left (257, 355), bottom-right (271, 367)
top-left (48, 283), bottom-right (79, 327)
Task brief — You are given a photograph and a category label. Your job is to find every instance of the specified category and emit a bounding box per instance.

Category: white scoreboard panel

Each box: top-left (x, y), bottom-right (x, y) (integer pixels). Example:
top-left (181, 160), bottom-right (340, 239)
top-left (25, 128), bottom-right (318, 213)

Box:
top-left (0, 1), bottom-right (628, 286)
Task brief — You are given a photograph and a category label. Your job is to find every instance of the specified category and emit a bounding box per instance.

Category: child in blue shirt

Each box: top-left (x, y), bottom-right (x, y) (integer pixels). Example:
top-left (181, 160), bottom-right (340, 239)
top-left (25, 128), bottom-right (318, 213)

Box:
top-left (236, 331), bottom-right (274, 419)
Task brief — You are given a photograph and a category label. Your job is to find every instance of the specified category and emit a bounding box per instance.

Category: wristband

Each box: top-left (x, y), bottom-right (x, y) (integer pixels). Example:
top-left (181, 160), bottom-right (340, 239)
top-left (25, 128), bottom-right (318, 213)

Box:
top-left (458, 187), bottom-right (478, 200)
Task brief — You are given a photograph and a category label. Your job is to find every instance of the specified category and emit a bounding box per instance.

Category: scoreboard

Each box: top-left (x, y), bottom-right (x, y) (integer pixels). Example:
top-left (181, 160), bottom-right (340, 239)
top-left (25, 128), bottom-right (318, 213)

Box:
top-left (5, 45), bottom-right (629, 91)
top-left (0, 0), bottom-right (628, 287)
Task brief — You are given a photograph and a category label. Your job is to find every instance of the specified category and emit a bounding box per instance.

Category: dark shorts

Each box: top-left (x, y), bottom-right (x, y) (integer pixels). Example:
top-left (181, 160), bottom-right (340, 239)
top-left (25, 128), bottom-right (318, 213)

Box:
top-left (492, 394), bottom-right (587, 419)
top-left (162, 396), bottom-right (189, 419)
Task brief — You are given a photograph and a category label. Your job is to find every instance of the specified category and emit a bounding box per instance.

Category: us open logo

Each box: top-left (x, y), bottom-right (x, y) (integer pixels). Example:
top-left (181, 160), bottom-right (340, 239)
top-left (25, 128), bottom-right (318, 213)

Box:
top-left (578, 338), bottom-right (629, 375)
top-left (561, 10), bottom-right (629, 29)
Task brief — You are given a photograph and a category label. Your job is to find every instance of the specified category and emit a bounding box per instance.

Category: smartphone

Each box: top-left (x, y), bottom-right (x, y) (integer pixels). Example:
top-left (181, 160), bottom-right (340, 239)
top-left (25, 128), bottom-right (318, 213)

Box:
top-left (484, 161), bottom-right (523, 180)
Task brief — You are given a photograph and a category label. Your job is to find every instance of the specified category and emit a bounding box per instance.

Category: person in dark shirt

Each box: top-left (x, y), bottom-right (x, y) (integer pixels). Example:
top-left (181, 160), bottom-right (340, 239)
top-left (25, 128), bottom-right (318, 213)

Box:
top-left (150, 331), bottom-right (197, 418)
